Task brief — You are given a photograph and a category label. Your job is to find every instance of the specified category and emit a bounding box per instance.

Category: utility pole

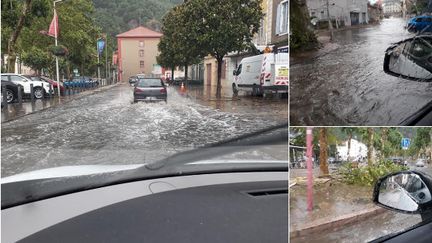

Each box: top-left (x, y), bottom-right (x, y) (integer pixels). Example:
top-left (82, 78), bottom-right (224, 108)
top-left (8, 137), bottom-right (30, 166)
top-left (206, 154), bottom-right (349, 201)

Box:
top-left (105, 34), bottom-right (108, 80)
top-left (326, 0), bottom-right (334, 41)
top-left (54, 0), bottom-right (62, 97)
top-left (97, 40), bottom-right (100, 82)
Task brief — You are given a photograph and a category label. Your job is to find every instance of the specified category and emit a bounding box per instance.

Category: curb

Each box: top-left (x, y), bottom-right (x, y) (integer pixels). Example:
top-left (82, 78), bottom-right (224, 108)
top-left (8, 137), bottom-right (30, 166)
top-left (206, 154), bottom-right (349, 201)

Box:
top-left (290, 206), bottom-right (386, 238)
top-left (1, 83), bottom-right (120, 124)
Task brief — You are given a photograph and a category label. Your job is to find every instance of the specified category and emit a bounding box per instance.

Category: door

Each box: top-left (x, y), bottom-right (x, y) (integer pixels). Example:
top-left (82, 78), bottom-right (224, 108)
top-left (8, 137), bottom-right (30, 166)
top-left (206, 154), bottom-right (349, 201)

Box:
top-left (350, 12), bottom-right (359, 25)
top-left (9, 75), bottom-right (29, 93)
top-left (206, 64), bottom-right (211, 86)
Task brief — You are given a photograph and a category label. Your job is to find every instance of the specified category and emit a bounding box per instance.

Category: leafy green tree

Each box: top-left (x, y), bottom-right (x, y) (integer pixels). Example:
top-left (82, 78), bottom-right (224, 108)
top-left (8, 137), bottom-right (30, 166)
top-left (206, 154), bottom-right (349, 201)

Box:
top-left (411, 128), bottom-right (432, 159)
top-left (182, 0), bottom-right (263, 97)
top-left (290, 0), bottom-right (318, 52)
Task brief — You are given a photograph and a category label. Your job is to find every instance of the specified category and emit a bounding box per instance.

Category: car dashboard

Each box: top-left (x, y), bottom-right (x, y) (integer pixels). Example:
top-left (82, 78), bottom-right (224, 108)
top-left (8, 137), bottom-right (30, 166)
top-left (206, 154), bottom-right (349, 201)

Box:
top-left (2, 171), bottom-right (288, 243)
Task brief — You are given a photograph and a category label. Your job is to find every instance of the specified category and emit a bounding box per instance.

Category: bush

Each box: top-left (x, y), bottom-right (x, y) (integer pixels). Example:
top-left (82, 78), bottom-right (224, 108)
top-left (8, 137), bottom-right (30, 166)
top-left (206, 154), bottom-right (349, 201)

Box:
top-left (338, 160), bottom-right (408, 186)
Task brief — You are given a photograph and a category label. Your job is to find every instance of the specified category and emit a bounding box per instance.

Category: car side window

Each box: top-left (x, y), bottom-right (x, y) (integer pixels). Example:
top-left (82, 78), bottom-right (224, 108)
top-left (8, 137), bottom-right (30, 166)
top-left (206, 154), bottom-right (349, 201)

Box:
top-left (415, 18), bottom-right (423, 22)
top-left (1, 75), bottom-right (9, 82)
top-left (236, 64), bottom-right (242, 75)
top-left (10, 75), bottom-right (26, 82)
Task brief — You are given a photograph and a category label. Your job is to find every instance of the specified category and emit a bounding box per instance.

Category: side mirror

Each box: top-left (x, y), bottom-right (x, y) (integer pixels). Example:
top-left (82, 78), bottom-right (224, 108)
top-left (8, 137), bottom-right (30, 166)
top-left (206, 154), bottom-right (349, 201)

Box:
top-left (373, 171), bottom-right (432, 213)
top-left (233, 70), bottom-right (237, 76)
top-left (383, 36), bottom-right (432, 82)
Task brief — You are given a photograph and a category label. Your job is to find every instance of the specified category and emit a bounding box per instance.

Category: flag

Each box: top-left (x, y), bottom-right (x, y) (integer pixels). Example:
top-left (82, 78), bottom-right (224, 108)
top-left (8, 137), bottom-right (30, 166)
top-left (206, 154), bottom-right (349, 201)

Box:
top-left (48, 12), bottom-right (59, 38)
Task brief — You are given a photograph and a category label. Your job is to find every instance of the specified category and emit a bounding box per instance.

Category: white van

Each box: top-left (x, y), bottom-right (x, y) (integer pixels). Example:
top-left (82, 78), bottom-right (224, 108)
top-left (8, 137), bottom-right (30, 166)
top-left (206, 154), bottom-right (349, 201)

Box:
top-left (232, 53), bottom-right (288, 96)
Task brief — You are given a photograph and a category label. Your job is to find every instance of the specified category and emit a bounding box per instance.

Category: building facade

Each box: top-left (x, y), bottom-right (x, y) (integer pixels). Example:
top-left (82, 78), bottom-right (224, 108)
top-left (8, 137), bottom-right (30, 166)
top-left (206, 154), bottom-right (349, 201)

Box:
top-left (382, 0), bottom-right (402, 14)
top-left (307, 0), bottom-right (369, 26)
top-left (116, 26), bottom-right (163, 82)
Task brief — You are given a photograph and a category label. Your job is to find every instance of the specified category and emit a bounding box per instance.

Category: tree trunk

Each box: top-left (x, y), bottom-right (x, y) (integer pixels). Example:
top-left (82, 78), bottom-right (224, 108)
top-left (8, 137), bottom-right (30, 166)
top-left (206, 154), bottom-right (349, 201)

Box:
top-left (319, 128), bottom-right (329, 176)
top-left (184, 63), bottom-right (188, 88)
top-left (381, 128), bottom-right (388, 159)
top-left (215, 55), bottom-right (224, 98)
top-left (171, 66), bottom-right (175, 81)
top-left (367, 128), bottom-right (374, 166)
top-left (7, 0), bottom-right (33, 73)
top-left (347, 133), bottom-right (352, 162)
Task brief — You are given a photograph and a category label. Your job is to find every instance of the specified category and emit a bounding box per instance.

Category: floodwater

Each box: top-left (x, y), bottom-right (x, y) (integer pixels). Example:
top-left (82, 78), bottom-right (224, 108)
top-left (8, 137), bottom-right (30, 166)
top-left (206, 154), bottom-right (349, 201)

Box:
top-left (1, 84), bottom-right (287, 177)
top-left (290, 18), bottom-right (432, 125)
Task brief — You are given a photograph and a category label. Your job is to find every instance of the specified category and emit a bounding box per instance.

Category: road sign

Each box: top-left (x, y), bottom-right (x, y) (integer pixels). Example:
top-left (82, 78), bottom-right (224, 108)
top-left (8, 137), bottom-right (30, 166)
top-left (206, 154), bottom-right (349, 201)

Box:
top-left (401, 138), bottom-right (410, 150)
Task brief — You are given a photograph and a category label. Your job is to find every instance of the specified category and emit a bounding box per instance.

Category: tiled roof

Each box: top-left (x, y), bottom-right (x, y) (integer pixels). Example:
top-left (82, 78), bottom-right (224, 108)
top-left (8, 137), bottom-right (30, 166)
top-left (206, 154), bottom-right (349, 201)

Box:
top-left (116, 26), bottom-right (163, 38)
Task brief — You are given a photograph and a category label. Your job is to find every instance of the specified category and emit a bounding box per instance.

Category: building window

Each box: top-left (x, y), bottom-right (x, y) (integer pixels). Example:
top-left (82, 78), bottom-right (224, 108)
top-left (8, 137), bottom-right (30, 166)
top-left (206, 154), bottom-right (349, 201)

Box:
top-left (139, 50), bottom-right (144, 57)
top-left (140, 61), bottom-right (144, 68)
top-left (276, 0), bottom-right (288, 35)
top-left (139, 41), bottom-right (144, 47)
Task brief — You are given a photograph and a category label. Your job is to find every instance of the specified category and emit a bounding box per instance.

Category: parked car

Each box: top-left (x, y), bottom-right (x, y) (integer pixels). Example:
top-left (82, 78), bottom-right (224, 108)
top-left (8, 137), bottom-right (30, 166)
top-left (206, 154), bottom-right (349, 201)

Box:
top-left (0, 73), bottom-right (52, 99)
top-left (133, 78), bottom-right (167, 102)
top-left (128, 76), bottom-right (138, 86)
top-left (416, 159), bottom-right (426, 167)
top-left (389, 157), bottom-right (404, 165)
top-left (1, 78), bottom-right (24, 103)
top-left (24, 75), bottom-right (65, 94)
top-left (407, 16), bottom-right (432, 33)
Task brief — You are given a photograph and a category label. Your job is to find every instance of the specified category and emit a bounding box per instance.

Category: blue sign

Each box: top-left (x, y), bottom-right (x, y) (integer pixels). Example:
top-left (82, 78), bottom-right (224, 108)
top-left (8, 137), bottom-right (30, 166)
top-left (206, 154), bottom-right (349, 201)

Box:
top-left (401, 138), bottom-right (410, 149)
top-left (97, 39), bottom-right (105, 55)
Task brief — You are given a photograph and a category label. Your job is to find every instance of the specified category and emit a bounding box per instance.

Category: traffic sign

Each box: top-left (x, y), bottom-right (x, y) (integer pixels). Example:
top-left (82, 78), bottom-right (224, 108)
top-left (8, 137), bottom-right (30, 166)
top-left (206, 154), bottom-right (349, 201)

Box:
top-left (401, 138), bottom-right (410, 150)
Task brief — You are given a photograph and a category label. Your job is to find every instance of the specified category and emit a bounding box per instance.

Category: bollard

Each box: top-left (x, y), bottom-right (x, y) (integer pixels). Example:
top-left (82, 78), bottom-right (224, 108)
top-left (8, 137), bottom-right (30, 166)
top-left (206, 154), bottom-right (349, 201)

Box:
top-left (17, 86), bottom-right (22, 105)
top-left (49, 84), bottom-right (53, 98)
top-left (30, 83), bottom-right (34, 103)
top-left (2, 85), bottom-right (8, 110)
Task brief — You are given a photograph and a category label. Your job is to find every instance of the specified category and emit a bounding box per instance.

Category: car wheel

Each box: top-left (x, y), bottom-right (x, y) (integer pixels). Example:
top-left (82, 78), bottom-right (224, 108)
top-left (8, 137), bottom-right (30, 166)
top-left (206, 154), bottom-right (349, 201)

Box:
top-left (34, 87), bottom-right (44, 99)
top-left (6, 89), bottom-right (15, 103)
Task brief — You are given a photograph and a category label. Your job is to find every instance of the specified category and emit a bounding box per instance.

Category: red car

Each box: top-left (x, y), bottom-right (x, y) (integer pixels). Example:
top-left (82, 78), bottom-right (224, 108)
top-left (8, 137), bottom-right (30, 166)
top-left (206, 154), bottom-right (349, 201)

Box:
top-left (24, 75), bottom-right (65, 94)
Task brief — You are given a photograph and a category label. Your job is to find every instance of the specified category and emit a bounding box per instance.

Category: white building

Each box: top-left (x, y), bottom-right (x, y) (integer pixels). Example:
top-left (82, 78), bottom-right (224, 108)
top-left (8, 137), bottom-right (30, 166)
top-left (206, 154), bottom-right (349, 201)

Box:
top-left (336, 139), bottom-right (368, 161)
top-left (306, 0), bottom-right (369, 26)
top-left (383, 1), bottom-right (402, 14)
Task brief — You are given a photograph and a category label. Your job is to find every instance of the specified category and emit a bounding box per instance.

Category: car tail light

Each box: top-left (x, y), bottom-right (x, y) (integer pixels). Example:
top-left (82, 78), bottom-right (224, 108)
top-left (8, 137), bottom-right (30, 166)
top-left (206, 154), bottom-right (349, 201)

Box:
top-left (160, 88), bottom-right (167, 94)
top-left (135, 87), bottom-right (144, 93)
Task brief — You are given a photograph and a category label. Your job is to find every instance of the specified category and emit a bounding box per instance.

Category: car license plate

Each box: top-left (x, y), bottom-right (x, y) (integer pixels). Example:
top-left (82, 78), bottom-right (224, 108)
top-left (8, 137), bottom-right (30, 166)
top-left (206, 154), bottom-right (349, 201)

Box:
top-left (146, 97), bottom-right (156, 100)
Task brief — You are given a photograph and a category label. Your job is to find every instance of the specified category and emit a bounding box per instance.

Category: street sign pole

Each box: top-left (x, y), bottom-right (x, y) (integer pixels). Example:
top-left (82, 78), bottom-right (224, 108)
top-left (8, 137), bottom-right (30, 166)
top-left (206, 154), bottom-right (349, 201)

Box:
top-left (97, 40), bottom-right (100, 82)
top-left (54, 1), bottom-right (61, 97)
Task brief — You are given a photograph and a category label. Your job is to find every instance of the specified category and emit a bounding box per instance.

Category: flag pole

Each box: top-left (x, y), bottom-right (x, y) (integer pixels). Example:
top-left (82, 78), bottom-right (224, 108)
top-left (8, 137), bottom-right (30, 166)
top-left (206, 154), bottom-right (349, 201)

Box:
top-left (54, 1), bottom-right (61, 97)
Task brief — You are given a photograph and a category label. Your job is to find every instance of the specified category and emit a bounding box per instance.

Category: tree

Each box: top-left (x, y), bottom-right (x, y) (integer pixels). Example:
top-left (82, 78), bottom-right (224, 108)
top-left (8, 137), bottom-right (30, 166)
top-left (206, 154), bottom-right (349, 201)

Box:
top-left (290, 0), bottom-right (318, 52)
top-left (367, 128), bottom-right (374, 166)
top-left (341, 128), bottom-right (357, 162)
top-left (411, 128), bottom-right (432, 159)
top-left (182, 0), bottom-right (263, 97)
top-left (319, 128), bottom-right (329, 176)
top-left (5, 0), bottom-right (33, 73)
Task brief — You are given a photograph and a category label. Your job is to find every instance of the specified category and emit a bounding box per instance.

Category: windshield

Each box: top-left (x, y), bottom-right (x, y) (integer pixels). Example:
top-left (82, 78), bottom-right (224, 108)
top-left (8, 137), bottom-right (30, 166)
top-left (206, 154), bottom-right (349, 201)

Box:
top-left (290, 127), bottom-right (432, 243)
top-left (137, 78), bottom-right (163, 87)
top-left (1, 0), bottom-right (288, 181)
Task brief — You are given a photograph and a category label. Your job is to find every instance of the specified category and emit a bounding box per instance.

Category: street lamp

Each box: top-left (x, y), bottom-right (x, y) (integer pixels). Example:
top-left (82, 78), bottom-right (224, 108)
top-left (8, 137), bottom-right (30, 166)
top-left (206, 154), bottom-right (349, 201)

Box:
top-left (53, 0), bottom-right (63, 97)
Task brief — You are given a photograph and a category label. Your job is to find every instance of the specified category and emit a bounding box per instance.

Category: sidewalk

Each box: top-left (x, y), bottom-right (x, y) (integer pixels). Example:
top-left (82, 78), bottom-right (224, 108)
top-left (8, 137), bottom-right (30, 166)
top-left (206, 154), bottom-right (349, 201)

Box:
top-left (290, 177), bottom-right (383, 238)
top-left (1, 83), bottom-right (120, 123)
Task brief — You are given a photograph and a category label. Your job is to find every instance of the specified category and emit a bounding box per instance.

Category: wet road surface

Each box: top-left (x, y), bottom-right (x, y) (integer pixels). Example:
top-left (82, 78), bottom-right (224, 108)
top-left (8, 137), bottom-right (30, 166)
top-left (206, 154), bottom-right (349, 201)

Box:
top-left (290, 18), bottom-right (432, 125)
top-left (1, 84), bottom-right (287, 177)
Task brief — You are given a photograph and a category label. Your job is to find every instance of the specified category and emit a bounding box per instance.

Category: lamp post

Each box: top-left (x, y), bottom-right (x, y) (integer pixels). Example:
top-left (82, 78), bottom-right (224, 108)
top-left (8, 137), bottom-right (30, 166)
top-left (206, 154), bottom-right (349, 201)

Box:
top-left (53, 0), bottom-right (63, 97)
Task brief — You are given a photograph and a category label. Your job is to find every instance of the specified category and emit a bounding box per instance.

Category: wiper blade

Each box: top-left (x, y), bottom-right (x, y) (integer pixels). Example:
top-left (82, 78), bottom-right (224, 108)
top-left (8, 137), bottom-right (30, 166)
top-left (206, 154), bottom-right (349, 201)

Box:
top-left (144, 123), bottom-right (288, 170)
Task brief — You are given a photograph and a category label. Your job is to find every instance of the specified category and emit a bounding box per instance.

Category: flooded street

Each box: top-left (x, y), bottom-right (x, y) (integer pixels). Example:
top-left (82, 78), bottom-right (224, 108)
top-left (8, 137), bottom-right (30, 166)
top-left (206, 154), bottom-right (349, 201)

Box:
top-left (290, 18), bottom-right (432, 125)
top-left (1, 84), bottom-right (287, 177)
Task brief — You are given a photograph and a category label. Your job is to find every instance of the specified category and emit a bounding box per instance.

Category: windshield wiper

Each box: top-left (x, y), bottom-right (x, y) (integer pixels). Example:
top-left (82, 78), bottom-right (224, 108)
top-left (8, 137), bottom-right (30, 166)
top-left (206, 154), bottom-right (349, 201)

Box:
top-left (143, 122), bottom-right (288, 170)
